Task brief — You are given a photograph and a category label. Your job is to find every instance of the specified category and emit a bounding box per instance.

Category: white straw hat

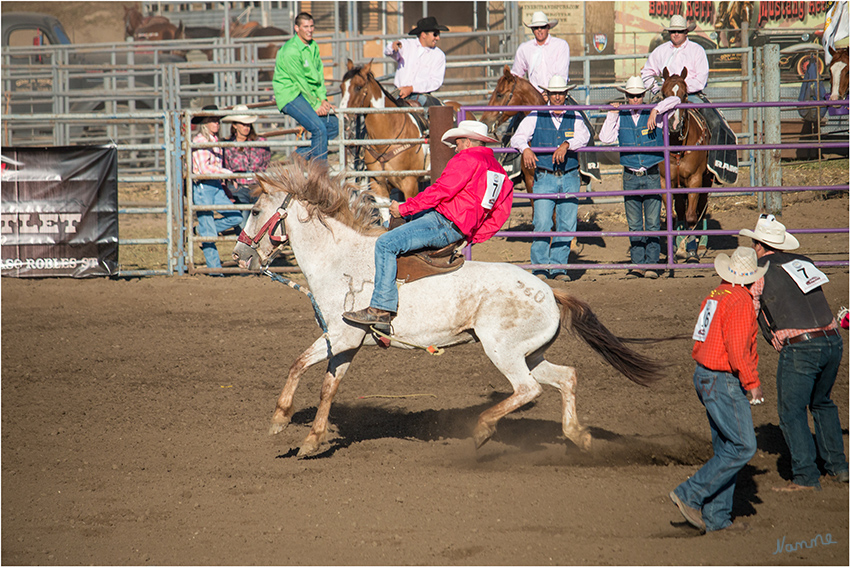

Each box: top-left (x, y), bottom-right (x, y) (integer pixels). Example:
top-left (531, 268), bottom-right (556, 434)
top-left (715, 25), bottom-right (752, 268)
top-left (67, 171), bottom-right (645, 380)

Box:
top-left (714, 246), bottom-right (769, 286)
top-left (222, 104), bottom-right (258, 124)
top-left (524, 11), bottom-right (558, 30)
top-left (664, 15), bottom-right (697, 32)
top-left (538, 75), bottom-right (576, 93)
top-left (739, 214), bottom-right (800, 250)
top-left (616, 76), bottom-right (650, 95)
top-left (441, 120), bottom-right (500, 148)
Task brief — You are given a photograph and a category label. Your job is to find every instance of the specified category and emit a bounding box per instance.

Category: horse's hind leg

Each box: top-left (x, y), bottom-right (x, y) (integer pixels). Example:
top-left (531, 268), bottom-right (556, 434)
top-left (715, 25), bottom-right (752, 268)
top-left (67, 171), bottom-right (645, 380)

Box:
top-left (472, 348), bottom-right (543, 449)
top-left (299, 350), bottom-right (357, 457)
top-left (529, 355), bottom-right (591, 451)
top-left (269, 336), bottom-right (332, 435)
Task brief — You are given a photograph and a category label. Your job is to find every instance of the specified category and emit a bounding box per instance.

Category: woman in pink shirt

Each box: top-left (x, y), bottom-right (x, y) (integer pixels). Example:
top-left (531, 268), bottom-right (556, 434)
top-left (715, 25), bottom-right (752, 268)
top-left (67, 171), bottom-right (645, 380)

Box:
top-left (191, 105), bottom-right (243, 270)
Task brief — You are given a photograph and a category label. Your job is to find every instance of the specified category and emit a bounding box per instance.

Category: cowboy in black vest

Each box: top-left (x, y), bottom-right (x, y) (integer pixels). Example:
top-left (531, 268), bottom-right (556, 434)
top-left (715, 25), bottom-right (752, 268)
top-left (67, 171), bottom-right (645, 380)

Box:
top-left (741, 215), bottom-right (849, 490)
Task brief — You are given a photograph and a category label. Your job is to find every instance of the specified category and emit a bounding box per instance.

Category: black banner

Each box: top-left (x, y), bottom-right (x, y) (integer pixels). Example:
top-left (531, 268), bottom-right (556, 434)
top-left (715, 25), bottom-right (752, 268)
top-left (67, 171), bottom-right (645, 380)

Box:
top-left (1, 146), bottom-right (118, 277)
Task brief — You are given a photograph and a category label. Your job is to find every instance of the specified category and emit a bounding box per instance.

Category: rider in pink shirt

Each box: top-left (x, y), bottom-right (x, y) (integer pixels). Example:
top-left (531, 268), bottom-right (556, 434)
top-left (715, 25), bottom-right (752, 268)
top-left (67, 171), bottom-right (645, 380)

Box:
top-left (384, 16), bottom-right (448, 107)
top-left (511, 11), bottom-right (571, 93)
top-left (343, 121), bottom-right (513, 328)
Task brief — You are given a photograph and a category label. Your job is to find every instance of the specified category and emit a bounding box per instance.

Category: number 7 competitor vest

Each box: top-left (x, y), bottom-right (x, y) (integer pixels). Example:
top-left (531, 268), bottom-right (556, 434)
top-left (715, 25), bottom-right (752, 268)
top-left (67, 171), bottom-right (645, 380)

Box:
top-left (756, 251), bottom-right (834, 340)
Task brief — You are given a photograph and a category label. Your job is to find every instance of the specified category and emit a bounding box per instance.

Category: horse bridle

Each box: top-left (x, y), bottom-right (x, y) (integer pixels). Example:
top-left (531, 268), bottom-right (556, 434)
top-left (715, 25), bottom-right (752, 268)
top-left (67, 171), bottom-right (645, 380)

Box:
top-left (492, 77), bottom-right (519, 127)
top-left (237, 193), bottom-right (293, 264)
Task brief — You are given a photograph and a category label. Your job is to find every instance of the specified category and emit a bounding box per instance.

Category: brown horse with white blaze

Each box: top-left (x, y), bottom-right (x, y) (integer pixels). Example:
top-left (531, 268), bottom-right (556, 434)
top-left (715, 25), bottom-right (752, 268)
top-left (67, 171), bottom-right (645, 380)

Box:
top-left (660, 68), bottom-right (712, 262)
top-left (339, 60), bottom-right (428, 202)
top-left (829, 46), bottom-right (849, 101)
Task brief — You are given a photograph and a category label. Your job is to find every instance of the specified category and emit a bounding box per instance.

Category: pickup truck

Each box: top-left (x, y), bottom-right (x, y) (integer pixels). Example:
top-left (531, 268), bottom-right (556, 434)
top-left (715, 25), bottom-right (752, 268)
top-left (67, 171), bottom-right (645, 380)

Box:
top-left (2, 12), bottom-right (185, 114)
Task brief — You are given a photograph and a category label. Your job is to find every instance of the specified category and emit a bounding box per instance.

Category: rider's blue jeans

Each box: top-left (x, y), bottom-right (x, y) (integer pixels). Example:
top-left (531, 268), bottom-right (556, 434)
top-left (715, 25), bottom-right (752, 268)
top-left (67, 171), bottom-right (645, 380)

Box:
top-left (370, 209), bottom-right (462, 313)
top-left (531, 168), bottom-right (580, 278)
top-left (673, 364), bottom-right (757, 532)
top-left (282, 94), bottom-right (339, 162)
top-left (622, 170), bottom-right (662, 265)
top-left (193, 180), bottom-right (243, 269)
top-left (776, 334), bottom-right (847, 487)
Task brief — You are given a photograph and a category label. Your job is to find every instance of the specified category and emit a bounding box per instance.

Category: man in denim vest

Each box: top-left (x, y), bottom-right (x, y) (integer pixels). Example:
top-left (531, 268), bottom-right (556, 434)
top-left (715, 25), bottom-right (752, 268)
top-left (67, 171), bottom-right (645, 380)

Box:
top-left (509, 75), bottom-right (589, 282)
top-left (599, 76), bottom-right (666, 279)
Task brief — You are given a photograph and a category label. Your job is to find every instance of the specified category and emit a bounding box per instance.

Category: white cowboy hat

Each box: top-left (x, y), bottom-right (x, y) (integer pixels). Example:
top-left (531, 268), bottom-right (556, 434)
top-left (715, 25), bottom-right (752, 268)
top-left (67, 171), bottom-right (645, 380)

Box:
top-left (524, 11), bottom-right (558, 29)
top-left (664, 15), bottom-right (697, 32)
top-left (739, 214), bottom-right (800, 250)
top-left (222, 104), bottom-right (258, 124)
top-left (538, 75), bottom-right (576, 93)
top-left (714, 246), bottom-right (770, 286)
top-left (616, 76), bottom-right (650, 96)
top-left (441, 120), bottom-right (500, 148)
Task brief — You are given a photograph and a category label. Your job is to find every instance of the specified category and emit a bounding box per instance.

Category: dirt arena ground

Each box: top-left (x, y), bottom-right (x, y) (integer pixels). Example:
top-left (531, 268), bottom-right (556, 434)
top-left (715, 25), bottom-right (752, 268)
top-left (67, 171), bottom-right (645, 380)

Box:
top-left (2, 186), bottom-right (848, 565)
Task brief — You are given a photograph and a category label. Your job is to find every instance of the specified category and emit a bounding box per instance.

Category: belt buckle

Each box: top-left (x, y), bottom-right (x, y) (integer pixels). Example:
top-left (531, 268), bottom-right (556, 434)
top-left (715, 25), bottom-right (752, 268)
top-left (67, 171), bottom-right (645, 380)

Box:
top-left (634, 169), bottom-right (646, 177)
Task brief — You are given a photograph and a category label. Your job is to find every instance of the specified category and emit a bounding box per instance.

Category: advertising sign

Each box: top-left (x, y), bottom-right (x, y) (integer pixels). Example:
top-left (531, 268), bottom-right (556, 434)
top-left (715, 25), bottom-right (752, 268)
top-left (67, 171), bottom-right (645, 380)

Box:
top-left (1, 146), bottom-right (118, 277)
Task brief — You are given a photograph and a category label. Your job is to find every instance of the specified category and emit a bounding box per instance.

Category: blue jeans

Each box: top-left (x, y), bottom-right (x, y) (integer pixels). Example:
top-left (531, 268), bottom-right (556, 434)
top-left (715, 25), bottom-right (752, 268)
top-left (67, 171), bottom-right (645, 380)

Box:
top-left (531, 169), bottom-right (580, 277)
top-left (370, 210), bottom-right (462, 312)
top-left (193, 180), bottom-right (243, 269)
top-left (674, 364), bottom-right (757, 532)
top-left (623, 171), bottom-right (662, 265)
top-left (776, 334), bottom-right (847, 487)
top-left (282, 94), bottom-right (339, 161)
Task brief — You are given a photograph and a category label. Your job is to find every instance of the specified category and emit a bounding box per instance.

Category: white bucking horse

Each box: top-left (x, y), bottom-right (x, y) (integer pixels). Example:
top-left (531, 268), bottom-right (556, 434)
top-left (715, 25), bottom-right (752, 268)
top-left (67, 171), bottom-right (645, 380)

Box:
top-left (232, 157), bottom-right (662, 457)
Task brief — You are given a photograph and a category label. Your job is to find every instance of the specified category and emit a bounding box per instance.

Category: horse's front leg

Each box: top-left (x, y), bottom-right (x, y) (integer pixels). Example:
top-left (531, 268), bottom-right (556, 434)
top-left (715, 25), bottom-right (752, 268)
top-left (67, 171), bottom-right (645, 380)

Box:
top-left (269, 336), bottom-right (333, 435)
top-left (399, 175), bottom-right (419, 201)
top-left (299, 349), bottom-right (358, 457)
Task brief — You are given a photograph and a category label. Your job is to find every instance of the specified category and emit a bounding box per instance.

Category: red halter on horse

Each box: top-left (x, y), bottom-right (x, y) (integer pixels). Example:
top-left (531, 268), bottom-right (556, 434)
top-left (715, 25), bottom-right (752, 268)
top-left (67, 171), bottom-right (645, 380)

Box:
top-left (660, 68), bottom-right (712, 262)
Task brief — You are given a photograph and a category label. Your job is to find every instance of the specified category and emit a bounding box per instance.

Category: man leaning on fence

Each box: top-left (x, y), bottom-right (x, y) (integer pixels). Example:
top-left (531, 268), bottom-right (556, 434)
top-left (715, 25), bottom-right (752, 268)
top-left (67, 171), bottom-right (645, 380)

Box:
top-left (272, 11), bottom-right (338, 162)
top-left (509, 75), bottom-right (589, 282)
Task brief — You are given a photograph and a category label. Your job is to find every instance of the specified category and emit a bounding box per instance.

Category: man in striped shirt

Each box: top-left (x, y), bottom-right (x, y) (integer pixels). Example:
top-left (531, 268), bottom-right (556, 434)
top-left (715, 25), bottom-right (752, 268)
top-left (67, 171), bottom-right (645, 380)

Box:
top-left (670, 246), bottom-right (766, 534)
top-left (741, 215), bottom-right (849, 490)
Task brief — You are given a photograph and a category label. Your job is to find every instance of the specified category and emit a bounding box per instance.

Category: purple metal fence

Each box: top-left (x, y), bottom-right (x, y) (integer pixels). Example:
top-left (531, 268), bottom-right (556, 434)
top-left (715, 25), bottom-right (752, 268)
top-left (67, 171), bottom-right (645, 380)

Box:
top-left (458, 99), bottom-right (849, 271)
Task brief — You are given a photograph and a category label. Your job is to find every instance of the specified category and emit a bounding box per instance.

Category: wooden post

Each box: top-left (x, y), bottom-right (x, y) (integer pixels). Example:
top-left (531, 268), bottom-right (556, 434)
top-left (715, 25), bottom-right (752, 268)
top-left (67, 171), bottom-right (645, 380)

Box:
top-left (429, 105), bottom-right (455, 181)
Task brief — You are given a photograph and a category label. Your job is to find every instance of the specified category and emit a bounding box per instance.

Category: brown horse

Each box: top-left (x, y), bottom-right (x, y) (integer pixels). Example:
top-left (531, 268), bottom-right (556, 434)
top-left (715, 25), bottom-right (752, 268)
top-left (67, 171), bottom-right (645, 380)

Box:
top-left (828, 46), bottom-right (849, 101)
top-left (479, 66), bottom-right (546, 192)
top-left (660, 68), bottom-right (712, 262)
top-left (229, 21), bottom-right (287, 80)
top-left (123, 6), bottom-right (171, 38)
top-left (339, 60), bottom-right (428, 203)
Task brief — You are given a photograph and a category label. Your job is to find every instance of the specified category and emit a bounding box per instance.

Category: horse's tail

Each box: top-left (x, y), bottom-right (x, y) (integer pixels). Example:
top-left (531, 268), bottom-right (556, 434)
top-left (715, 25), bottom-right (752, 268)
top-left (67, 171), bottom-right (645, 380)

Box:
top-left (552, 289), bottom-right (663, 387)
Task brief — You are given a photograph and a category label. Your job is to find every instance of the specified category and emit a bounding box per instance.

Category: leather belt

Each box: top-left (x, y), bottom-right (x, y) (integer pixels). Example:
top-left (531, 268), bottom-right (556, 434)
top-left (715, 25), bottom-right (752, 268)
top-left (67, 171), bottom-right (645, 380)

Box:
top-left (627, 164), bottom-right (660, 177)
top-left (783, 327), bottom-right (840, 346)
top-left (537, 168), bottom-right (578, 177)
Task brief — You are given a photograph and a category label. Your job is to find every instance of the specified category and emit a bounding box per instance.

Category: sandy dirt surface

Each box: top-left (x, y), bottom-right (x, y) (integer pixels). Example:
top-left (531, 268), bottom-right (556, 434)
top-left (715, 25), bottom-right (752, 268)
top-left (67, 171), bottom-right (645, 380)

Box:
top-left (2, 188), bottom-right (848, 566)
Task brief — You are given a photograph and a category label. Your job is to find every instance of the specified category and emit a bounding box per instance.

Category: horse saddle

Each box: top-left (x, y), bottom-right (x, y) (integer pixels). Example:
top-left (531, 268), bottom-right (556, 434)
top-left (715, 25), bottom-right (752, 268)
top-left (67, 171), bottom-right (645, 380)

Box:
top-left (396, 240), bottom-right (465, 284)
top-left (389, 215), bottom-right (465, 283)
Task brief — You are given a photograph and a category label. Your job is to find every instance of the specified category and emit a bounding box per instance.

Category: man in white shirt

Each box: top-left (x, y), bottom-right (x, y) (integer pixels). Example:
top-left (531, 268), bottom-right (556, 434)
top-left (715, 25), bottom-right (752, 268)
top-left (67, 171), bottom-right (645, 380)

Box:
top-left (641, 15), bottom-right (737, 185)
top-left (384, 16), bottom-right (448, 107)
top-left (511, 11), bottom-right (571, 93)
top-left (510, 76), bottom-right (589, 282)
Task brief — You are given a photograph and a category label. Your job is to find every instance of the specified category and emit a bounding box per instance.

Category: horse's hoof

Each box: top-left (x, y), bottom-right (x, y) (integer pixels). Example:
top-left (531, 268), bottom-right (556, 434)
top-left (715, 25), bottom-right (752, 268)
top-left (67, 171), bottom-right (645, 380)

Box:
top-left (472, 423), bottom-right (495, 449)
top-left (566, 427), bottom-right (592, 452)
top-left (297, 437), bottom-right (321, 458)
top-left (268, 416), bottom-right (290, 435)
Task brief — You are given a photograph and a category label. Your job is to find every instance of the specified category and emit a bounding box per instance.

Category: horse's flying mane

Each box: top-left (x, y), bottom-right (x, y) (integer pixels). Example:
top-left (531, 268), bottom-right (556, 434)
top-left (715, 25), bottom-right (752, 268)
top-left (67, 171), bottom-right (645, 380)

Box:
top-left (255, 156), bottom-right (384, 235)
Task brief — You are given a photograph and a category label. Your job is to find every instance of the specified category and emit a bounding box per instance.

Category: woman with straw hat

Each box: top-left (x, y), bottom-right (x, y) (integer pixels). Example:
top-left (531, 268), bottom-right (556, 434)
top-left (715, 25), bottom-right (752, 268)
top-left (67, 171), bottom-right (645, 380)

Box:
top-left (222, 105), bottom-right (271, 226)
top-left (670, 246), bottom-right (767, 534)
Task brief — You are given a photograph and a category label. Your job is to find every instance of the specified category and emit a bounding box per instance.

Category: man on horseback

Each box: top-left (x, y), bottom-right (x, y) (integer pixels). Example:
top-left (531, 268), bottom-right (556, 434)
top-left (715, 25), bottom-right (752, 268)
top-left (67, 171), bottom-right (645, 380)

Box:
top-left (641, 15), bottom-right (738, 185)
top-left (273, 12), bottom-right (338, 162)
top-left (342, 121), bottom-right (513, 328)
top-left (384, 16), bottom-right (449, 108)
top-left (509, 76), bottom-right (589, 282)
top-left (511, 11), bottom-right (571, 93)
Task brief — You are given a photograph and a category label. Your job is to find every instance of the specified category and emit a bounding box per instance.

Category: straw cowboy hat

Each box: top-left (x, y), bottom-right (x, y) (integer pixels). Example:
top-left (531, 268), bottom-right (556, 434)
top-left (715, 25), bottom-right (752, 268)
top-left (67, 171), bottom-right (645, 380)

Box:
top-left (191, 104), bottom-right (220, 125)
top-left (524, 11), bottom-right (558, 29)
top-left (408, 16), bottom-right (449, 36)
top-left (714, 246), bottom-right (770, 286)
top-left (739, 214), bottom-right (800, 250)
top-left (664, 15), bottom-right (697, 32)
top-left (222, 104), bottom-right (257, 124)
top-left (441, 120), bottom-right (500, 148)
top-left (539, 75), bottom-right (576, 93)
top-left (616, 76), bottom-right (650, 96)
